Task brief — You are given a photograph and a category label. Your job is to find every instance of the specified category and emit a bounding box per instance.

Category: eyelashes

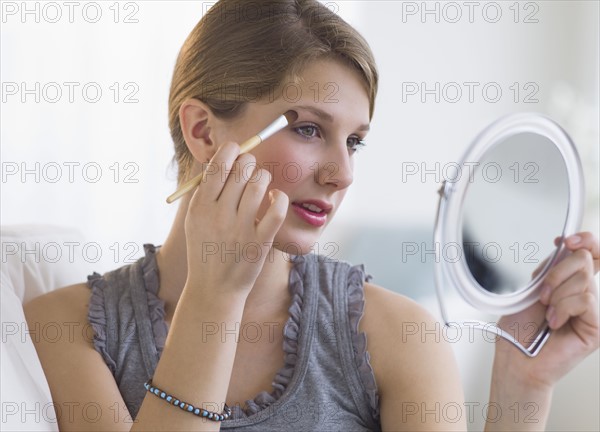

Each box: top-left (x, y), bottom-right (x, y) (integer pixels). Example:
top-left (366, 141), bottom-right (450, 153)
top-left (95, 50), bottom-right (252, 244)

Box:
top-left (292, 123), bottom-right (367, 153)
top-left (294, 124), bottom-right (319, 139)
top-left (347, 136), bottom-right (367, 152)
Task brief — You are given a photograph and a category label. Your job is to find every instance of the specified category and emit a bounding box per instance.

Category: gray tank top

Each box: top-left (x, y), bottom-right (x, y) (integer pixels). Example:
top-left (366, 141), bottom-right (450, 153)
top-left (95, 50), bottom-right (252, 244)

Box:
top-left (87, 244), bottom-right (381, 431)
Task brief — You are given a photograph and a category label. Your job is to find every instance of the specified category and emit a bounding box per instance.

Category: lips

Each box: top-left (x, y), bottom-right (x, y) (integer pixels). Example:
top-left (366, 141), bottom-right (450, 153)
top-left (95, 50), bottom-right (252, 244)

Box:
top-left (290, 199), bottom-right (332, 227)
top-left (291, 199), bottom-right (333, 214)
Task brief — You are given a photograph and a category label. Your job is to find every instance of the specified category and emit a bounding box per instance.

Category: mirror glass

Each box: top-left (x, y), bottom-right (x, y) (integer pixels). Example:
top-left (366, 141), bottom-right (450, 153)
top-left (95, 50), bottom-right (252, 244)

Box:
top-left (461, 132), bottom-right (570, 295)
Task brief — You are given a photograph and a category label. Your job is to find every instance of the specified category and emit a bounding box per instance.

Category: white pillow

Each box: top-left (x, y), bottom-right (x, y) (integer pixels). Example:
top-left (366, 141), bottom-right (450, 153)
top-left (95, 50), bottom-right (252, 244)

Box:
top-left (1, 224), bottom-right (95, 432)
top-left (1, 224), bottom-right (95, 303)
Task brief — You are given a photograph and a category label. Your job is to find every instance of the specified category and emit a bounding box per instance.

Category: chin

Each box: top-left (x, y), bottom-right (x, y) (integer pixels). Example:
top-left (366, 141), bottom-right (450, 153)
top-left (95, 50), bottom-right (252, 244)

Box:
top-left (271, 225), bottom-right (326, 256)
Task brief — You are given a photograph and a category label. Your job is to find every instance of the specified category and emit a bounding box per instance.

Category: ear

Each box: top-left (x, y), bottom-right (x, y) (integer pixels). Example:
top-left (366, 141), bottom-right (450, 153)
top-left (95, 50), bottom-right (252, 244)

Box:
top-left (179, 98), bottom-right (217, 163)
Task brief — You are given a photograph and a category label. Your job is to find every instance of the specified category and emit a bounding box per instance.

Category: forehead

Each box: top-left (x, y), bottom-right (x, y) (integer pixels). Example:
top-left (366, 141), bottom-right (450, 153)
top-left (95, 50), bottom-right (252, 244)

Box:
top-left (280, 58), bottom-right (371, 128)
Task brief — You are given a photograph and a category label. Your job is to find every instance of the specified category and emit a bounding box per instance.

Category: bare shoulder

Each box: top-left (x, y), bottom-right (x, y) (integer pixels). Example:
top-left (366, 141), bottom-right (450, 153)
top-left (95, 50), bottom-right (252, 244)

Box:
top-left (23, 283), bottom-right (93, 346)
top-left (360, 282), bottom-right (465, 431)
top-left (361, 281), bottom-right (434, 327)
top-left (23, 282), bottom-right (99, 391)
top-left (24, 283), bottom-right (132, 430)
top-left (359, 282), bottom-right (443, 389)
top-left (25, 282), bottom-right (92, 317)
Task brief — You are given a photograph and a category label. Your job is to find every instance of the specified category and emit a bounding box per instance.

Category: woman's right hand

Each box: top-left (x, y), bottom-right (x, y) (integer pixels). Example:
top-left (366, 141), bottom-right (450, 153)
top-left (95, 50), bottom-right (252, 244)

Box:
top-left (183, 142), bottom-right (289, 295)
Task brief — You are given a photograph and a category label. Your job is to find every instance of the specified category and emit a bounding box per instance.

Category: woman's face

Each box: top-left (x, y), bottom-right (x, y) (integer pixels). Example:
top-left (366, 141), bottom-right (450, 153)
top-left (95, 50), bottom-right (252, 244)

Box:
top-left (211, 57), bottom-right (371, 255)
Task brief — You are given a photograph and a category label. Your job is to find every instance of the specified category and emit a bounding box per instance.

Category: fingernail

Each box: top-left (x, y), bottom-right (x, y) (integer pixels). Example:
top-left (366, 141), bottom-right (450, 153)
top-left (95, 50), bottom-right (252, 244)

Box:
top-left (546, 306), bottom-right (555, 327)
top-left (569, 235), bottom-right (581, 245)
top-left (540, 284), bottom-right (551, 304)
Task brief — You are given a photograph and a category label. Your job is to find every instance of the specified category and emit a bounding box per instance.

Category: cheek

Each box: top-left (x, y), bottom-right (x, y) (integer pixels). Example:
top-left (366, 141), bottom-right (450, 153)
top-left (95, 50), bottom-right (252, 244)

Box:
top-left (251, 142), bottom-right (318, 221)
top-left (256, 143), bottom-right (315, 191)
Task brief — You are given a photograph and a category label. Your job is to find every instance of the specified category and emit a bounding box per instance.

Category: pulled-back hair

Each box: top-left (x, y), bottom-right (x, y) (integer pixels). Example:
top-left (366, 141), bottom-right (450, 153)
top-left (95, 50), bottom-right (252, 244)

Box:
top-left (169, 0), bottom-right (378, 185)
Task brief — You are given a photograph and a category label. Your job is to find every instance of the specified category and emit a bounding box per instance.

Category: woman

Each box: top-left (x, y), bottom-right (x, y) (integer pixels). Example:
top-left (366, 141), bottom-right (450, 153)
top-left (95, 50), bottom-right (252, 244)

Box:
top-left (25, 0), bottom-right (599, 431)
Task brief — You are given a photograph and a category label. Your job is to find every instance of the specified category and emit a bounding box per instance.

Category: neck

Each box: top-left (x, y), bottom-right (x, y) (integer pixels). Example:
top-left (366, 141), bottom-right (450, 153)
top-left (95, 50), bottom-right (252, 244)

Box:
top-left (155, 193), bottom-right (294, 324)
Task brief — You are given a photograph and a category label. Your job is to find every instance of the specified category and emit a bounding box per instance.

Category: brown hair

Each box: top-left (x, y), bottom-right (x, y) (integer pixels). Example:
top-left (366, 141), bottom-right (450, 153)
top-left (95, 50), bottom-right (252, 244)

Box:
top-left (168, 0), bottom-right (379, 185)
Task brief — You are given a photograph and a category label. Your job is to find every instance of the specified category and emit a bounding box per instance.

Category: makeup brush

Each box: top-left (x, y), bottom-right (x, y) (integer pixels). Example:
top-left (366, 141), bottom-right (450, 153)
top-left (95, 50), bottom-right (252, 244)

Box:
top-left (166, 110), bottom-right (298, 204)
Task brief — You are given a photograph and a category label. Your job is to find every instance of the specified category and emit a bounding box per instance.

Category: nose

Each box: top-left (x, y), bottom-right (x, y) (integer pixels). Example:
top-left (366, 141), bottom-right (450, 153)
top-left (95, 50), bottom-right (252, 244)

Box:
top-left (315, 139), bottom-right (354, 189)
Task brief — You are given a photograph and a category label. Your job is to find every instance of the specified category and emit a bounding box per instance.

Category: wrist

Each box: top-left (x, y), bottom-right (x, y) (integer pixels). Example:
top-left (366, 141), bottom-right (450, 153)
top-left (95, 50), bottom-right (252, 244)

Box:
top-left (490, 366), bottom-right (554, 403)
top-left (492, 343), bottom-right (555, 393)
top-left (486, 377), bottom-right (553, 432)
top-left (183, 278), bottom-right (251, 303)
top-left (176, 281), bottom-right (249, 325)
top-left (486, 350), bottom-right (554, 432)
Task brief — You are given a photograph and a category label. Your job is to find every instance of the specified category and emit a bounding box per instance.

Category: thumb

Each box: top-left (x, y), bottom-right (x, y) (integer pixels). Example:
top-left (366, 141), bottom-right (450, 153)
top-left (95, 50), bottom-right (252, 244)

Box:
top-left (257, 189), bottom-right (289, 240)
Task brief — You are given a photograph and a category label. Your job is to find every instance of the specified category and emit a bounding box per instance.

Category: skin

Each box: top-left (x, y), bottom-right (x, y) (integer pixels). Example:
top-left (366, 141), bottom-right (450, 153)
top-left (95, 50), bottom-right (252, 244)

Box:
top-left (24, 57), bottom-right (599, 431)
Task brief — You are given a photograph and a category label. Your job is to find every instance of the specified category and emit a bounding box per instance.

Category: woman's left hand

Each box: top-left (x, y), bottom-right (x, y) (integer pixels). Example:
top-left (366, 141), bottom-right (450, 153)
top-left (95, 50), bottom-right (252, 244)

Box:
top-left (496, 231), bottom-right (599, 390)
top-left (484, 232), bottom-right (598, 431)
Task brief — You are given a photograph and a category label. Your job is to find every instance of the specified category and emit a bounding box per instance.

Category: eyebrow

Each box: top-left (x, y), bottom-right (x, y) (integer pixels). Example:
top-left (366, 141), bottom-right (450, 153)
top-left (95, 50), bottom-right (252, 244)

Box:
top-left (294, 105), bottom-right (370, 132)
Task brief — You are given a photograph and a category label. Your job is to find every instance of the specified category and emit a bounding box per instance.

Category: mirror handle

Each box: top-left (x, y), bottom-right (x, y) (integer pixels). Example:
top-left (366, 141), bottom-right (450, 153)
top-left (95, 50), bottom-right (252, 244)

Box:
top-left (443, 321), bottom-right (551, 357)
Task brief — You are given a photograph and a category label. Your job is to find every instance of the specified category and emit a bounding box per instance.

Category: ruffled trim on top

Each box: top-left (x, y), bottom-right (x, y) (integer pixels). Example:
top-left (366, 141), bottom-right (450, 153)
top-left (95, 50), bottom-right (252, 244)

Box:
top-left (347, 264), bottom-right (380, 423)
top-left (87, 244), bottom-right (168, 377)
top-left (140, 244), bottom-right (168, 356)
top-left (87, 272), bottom-right (117, 375)
top-left (229, 254), bottom-right (307, 420)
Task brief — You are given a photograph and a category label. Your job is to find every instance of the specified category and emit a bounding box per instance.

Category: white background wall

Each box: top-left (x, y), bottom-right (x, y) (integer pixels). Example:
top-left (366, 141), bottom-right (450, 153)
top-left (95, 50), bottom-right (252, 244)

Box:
top-left (2, 1), bottom-right (599, 430)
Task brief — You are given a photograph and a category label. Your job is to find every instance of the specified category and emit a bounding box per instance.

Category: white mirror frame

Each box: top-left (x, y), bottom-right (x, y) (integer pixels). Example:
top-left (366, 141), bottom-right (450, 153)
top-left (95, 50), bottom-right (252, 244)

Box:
top-left (434, 112), bottom-right (585, 356)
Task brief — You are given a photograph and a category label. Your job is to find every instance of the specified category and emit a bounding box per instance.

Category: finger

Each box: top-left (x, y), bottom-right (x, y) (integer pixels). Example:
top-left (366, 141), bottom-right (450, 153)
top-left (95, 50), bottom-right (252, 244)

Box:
top-left (530, 235), bottom-right (563, 279)
top-left (531, 254), bottom-right (551, 279)
top-left (540, 248), bottom-right (595, 304)
top-left (195, 142), bottom-right (241, 203)
top-left (564, 232), bottom-right (599, 271)
top-left (218, 153), bottom-right (257, 212)
top-left (545, 270), bottom-right (592, 307)
top-left (554, 236), bottom-right (562, 247)
top-left (256, 189), bottom-right (289, 242)
top-left (236, 167), bottom-right (272, 224)
top-left (547, 291), bottom-right (599, 330)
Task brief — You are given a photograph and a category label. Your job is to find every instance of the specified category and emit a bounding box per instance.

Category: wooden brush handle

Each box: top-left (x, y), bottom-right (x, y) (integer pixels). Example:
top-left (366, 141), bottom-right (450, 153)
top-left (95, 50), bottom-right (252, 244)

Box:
top-left (165, 135), bottom-right (263, 203)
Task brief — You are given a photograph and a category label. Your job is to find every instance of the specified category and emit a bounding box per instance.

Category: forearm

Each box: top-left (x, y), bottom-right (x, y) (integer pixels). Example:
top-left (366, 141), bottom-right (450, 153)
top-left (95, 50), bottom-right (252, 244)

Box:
top-left (131, 284), bottom-right (247, 432)
top-left (484, 354), bottom-right (553, 432)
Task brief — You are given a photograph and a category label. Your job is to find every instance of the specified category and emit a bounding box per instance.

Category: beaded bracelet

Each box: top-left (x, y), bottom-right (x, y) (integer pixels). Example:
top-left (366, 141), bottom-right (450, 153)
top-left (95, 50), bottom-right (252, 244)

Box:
top-left (144, 380), bottom-right (232, 421)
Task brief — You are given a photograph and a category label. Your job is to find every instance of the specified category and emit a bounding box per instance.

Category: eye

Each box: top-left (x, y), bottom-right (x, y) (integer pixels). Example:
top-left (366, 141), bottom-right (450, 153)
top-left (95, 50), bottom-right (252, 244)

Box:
top-left (347, 136), bottom-right (366, 153)
top-left (293, 124), bottom-right (321, 140)
top-left (293, 123), bottom-right (366, 154)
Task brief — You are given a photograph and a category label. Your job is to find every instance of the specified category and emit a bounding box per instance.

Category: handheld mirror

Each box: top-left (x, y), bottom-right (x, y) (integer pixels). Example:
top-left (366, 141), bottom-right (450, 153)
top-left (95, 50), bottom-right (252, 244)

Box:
top-left (434, 112), bottom-right (585, 357)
